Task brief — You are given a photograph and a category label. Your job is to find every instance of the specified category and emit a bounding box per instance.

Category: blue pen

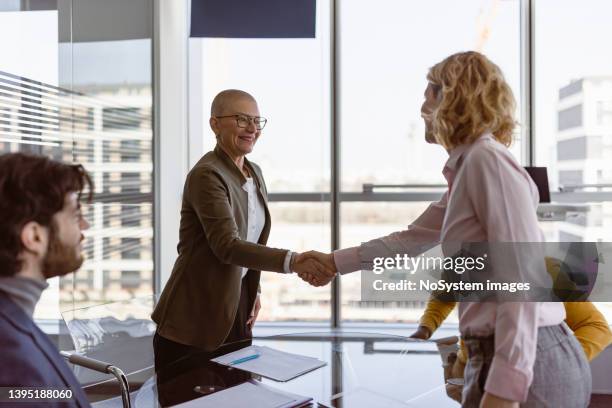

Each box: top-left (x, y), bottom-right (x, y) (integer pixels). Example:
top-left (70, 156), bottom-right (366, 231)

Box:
top-left (230, 353), bottom-right (260, 365)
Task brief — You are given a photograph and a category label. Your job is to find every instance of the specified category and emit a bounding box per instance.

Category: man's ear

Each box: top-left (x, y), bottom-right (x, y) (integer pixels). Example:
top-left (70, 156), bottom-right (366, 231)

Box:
top-left (209, 116), bottom-right (219, 136)
top-left (20, 221), bottom-right (49, 257)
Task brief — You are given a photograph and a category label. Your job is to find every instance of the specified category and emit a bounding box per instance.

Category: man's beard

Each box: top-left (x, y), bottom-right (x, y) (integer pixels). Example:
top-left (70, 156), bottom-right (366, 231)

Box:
top-left (42, 225), bottom-right (84, 279)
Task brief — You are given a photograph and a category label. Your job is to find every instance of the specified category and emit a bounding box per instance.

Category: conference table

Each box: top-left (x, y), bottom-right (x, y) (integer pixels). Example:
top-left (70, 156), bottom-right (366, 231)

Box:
top-left (61, 294), bottom-right (466, 407)
top-left (75, 329), bottom-right (458, 407)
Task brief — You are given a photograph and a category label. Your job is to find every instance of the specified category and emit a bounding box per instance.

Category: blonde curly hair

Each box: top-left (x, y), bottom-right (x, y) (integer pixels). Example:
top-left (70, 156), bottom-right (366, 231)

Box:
top-left (426, 51), bottom-right (516, 149)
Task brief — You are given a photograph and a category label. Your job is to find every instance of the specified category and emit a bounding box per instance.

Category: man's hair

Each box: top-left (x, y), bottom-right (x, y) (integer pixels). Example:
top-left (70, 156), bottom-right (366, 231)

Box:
top-left (210, 89), bottom-right (256, 116)
top-left (0, 153), bottom-right (93, 277)
top-left (426, 51), bottom-right (516, 149)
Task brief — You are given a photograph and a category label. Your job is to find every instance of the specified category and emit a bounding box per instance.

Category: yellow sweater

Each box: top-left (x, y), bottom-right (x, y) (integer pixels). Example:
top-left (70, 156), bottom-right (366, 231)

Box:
top-left (420, 257), bottom-right (612, 364)
top-left (421, 299), bottom-right (612, 364)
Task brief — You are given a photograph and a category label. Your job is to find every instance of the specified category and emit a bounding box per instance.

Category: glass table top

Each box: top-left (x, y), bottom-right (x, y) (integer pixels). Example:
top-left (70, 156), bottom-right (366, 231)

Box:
top-left (78, 332), bottom-right (457, 407)
top-left (61, 297), bottom-right (458, 407)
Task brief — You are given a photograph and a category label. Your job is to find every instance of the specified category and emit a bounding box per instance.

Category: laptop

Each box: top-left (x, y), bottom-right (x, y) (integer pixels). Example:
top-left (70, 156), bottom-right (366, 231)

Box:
top-left (524, 167), bottom-right (551, 203)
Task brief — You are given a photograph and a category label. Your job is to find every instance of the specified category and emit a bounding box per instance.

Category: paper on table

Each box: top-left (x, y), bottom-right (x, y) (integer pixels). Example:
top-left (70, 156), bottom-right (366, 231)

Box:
top-left (433, 336), bottom-right (459, 366)
top-left (169, 380), bottom-right (312, 408)
top-left (211, 345), bottom-right (326, 382)
top-left (320, 388), bottom-right (411, 408)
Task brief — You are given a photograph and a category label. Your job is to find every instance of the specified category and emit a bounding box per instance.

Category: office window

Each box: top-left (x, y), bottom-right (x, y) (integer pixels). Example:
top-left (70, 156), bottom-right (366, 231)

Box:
top-left (120, 139), bottom-right (141, 162)
top-left (121, 271), bottom-right (141, 289)
top-left (103, 107), bottom-right (141, 130)
top-left (557, 137), bottom-right (589, 161)
top-left (102, 204), bottom-right (112, 228)
top-left (121, 238), bottom-right (141, 259)
top-left (102, 140), bottom-right (112, 161)
top-left (339, 0), bottom-right (521, 323)
top-left (558, 105), bottom-right (583, 131)
top-left (74, 139), bottom-right (94, 163)
top-left (189, 1), bottom-right (332, 322)
top-left (121, 172), bottom-right (141, 193)
top-left (0, 0), bottom-right (154, 316)
top-left (535, 0), bottom-right (612, 323)
top-left (121, 204), bottom-right (141, 227)
top-left (85, 240), bottom-right (95, 260)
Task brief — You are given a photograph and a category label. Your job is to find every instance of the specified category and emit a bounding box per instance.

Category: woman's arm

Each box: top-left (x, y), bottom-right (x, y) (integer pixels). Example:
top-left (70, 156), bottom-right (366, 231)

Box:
top-left (333, 192), bottom-right (448, 274)
top-left (411, 299), bottom-right (457, 339)
top-left (564, 301), bottom-right (612, 361)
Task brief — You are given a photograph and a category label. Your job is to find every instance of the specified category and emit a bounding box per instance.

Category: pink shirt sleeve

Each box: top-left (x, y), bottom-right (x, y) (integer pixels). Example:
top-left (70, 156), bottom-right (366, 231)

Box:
top-left (333, 192), bottom-right (448, 274)
top-left (333, 247), bottom-right (361, 274)
top-left (463, 145), bottom-right (545, 402)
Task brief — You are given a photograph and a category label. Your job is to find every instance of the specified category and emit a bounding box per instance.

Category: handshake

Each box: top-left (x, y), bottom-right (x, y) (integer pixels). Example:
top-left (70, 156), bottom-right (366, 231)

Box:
top-left (290, 251), bottom-right (337, 287)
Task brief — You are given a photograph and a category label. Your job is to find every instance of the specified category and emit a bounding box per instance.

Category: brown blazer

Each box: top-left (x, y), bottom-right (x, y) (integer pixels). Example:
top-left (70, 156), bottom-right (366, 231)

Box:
top-left (152, 145), bottom-right (289, 351)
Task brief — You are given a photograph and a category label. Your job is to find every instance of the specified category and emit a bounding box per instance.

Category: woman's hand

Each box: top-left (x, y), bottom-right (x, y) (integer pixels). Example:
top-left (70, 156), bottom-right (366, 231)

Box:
top-left (409, 325), bottom-right (432, 340)
top-left (293, 251), bottom-right (336, 286)
top-left (443, 353), bottom-right (463, 403)
top-left (479, 392), bottom-right (519, 408)
top-left (246, 295), bottom-right (261, 329)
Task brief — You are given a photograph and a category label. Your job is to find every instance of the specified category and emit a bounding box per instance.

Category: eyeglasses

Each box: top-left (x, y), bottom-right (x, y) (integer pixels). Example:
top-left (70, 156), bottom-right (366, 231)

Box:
top-left (215, 114), bottom-right (268, 130)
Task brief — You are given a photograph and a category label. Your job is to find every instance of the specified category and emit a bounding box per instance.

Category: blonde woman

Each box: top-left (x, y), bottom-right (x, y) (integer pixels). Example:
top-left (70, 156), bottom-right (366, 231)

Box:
top-left (304, 52), bottom-right (592, 407)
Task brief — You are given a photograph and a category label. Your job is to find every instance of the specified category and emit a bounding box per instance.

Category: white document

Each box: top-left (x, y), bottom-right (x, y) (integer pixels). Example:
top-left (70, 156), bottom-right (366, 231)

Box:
top-left (170, 380), bottom-right (312, 408)
top-left (433, 336), bottom-right (459, 366)
top-left (211, 345), bottom-right (327, 382)
top-left (320, 388), bottom-right (410, 408)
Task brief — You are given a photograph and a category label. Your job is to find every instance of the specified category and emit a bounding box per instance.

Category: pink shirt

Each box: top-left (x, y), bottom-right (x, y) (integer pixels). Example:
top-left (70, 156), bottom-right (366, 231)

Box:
top-left (334, 133), bottom-right (565, 402)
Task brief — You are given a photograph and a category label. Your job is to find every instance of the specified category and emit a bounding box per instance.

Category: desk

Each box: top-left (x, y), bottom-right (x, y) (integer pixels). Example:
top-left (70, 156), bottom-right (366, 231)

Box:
top-left (62, 299), bottom-right (456, 407)
top-left (537, 203), bottom-right (590, 221)
top-left (65, 306), bottom-right (612, 407)
top-left (146, 331), bottom-right (456, 407)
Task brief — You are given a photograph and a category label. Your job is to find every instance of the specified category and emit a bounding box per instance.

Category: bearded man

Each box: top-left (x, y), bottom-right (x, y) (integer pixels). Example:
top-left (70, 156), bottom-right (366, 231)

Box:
top-left (0, 153), bottom-right (93, 407)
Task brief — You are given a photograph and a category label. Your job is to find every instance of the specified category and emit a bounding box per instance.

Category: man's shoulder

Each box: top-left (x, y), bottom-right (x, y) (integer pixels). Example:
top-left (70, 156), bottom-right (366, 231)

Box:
top-left (0, 296), bottom-right (41, 349)
top-left (0, 308), bottom-right (45, 376)
top-left (0, 293), bottom-right (33, 334)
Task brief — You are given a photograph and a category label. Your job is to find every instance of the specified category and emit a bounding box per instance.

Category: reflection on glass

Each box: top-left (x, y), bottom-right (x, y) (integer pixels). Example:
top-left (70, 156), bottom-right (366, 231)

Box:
top-left (61, 296), bottom-right (156, 391)
top-left (0, 1), bottom-right (154, 319)
top-left (61, 20), bottom-right (153, 311)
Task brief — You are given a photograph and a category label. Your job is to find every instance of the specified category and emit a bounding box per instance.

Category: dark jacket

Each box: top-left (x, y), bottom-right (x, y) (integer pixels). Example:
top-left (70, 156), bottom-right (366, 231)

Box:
top-left (152, 145), bottom-right (289, 350)
top-left (0, 291), bottom-right (90, 407)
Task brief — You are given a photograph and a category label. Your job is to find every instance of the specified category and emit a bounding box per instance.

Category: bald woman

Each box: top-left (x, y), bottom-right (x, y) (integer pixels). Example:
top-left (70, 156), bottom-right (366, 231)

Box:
top-left (152, 90), bottom-right (333, 369)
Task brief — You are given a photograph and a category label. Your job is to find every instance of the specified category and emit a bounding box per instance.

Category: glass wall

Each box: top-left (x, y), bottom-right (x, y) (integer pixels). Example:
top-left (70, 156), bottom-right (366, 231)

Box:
top-left (0, 0), bottom-right (154, 321)
top-left (188, 0), bottom-right (612, 329)
top-left (534, 0), bottom-right (612, 321)
top-left (189, 0), bottom-right (332, 322)
top-left (339, 0), bottom-right (521, 323)
top-left (5, 0), bottom-right (606, 331)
